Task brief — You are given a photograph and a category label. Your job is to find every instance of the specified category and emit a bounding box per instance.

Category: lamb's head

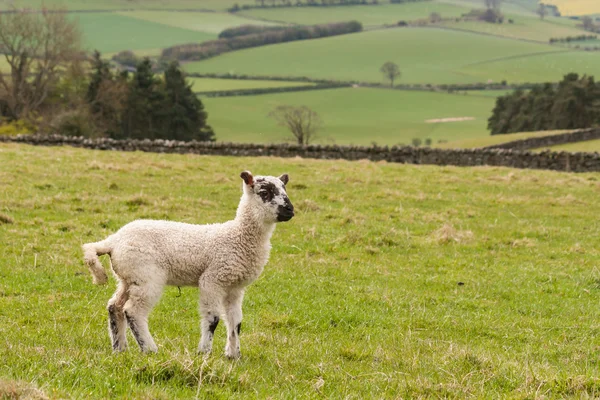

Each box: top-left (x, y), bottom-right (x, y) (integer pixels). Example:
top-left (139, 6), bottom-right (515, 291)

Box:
top-left (240, 171), bottom-right (294, 223)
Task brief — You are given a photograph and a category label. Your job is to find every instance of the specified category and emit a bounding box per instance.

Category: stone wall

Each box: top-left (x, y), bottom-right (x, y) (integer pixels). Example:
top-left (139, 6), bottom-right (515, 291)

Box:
top-left (2, 134), bottom-right (600, 173)
top-left (483, 128), bottom-right (600, 151)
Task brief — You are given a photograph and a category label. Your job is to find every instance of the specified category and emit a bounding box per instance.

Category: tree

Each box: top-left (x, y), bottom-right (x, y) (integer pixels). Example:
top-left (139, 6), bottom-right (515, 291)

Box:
top-left (120, 58), bottom-right (166, 139)
top-left (269, 105), bottom-right (322, 145)
top-left (0, 6), bottom-right (82, 121)
top-left (484, 0), bottom-right (501, 10)
top-left (160, 61), bottom-right (215, 142)
top-left (537, 3), bottom-right (547, 19)
top-left (582, 16), bottom-right (596, 32)
top-left (380, 61), bottom-right (401, 88)
top-left (429, 12), bottom-right (442, 23)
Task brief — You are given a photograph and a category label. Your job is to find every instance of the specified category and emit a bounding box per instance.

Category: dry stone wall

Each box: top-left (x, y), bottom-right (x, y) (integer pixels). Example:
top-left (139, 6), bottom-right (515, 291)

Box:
top-left (2, 134), bottom-right (600, 173)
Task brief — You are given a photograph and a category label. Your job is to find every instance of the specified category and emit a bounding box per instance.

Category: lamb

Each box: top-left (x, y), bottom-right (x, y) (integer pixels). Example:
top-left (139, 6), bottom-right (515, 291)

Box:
top-left (82, 171), bottom-right (294, 359)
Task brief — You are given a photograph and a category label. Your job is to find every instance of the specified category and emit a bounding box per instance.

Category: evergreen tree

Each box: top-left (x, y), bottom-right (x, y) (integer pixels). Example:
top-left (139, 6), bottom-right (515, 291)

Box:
top-left (121, 58), bottom-right (165, 139)
top-left (161, 61), bottom-right (215, 142)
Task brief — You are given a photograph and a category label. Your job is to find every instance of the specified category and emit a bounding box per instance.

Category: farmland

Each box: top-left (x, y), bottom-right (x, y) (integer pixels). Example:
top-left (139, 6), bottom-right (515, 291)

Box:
top-left (184, 27), bottom-right (584, 85)
top-left (3, 143), bottom-right (600, 398)
top-left (543, 0), bottom-right (600, 16)
top-left (202, 88), bottom-right (497, 145)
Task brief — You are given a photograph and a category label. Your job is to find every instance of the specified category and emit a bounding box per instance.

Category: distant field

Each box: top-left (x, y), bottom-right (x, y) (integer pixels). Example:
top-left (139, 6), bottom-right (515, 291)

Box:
top-left (439, 130), bottom-right (571, 149)
top-left (184, 28), bottom-right (571, 84)
top-left (202, 87), bottom-right (496, 145)
top-left (190, 78), bottom-right (314, 91)
top-left (238, 1), bottom-right (472, 26)
top-left (460, 90), bottom-right (512, 98)
top-left (75, 13), bottom-right (215, 53)
top-left (441, 15), bottom-right (588, 42)
top-left (0, 0), bottom-right (249, 10)
top-left (117, 11), bottom-right (278, 34)
top-left (543, 0), bottom-right (600, 16)
top-left (460, 50), bottom-right (600, 83)
top-left (534, 139), bottom-right (600, 153)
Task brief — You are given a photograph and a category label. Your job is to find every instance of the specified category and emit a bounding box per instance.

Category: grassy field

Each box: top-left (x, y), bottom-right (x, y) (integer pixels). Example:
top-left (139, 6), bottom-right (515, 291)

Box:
top-left (543, 0), bottom-right (600, 16)
top-left (184, 27), bottom-right (574, 85)
top-left (190, 78), bottom-right (314, 91)
top-left (534, 139), bottom-right (600, 153)
top-left (76, 13), bottom-right (216, 54)
top-left (117, 11), bottom-right (278, 34)
top-left (439, 130), bottom-right (571, 149)
top-left (3, 143), bottom-right (600, 398)
top-left (238, 1), bottom-right (472, 26)
top-left (441, 15), bottom-right (588, 42)
top-left (202, 87), bottom-right (496, 145)
top-left (0, 0), bottom-right (250, 11)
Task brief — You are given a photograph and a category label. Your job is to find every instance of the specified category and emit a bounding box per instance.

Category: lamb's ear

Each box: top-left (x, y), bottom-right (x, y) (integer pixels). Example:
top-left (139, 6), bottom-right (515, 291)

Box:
top-left (279, 174), bottom-right (289, 185)
top-left (240, 171), bottom-right (254, 186)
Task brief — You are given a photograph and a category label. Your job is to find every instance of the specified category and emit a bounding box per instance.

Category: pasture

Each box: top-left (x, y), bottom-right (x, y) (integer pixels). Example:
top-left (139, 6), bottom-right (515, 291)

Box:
top-left (183, 27), bottom-right (595, 85)
top-left (0, 0), bottom-right (249, 11)
top-left (237, 1), bottom-right (472, 27)
top-left (440, 15), bottom-right (588, 42)
top-left (76, 13), bottom-right (216, 54)
top-left (534, 139), bottom-right (600, 153)
top-left (438, 130), bottom-right (572, 149)
top-left (2, 143), bottom-right (600, 398)
top-left (201, 87), bottom-right (496, 145)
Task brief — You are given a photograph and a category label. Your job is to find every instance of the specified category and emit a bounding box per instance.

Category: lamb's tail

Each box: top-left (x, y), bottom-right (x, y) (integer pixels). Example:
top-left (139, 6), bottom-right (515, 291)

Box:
top-left (82, 240), bottom-right (112, 285)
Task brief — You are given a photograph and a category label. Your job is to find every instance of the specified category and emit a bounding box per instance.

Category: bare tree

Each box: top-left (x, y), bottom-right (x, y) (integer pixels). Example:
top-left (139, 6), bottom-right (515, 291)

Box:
top-left (484, 0), bottom-right (501, 10)
top-left (269, 105), bottom-right (322, 145)
top-left (537, 3), bottom-right (547, 19)
top-left (0, 7), bottom-right (82, 121)
top-left (380, 61), bottom-right (401, 88)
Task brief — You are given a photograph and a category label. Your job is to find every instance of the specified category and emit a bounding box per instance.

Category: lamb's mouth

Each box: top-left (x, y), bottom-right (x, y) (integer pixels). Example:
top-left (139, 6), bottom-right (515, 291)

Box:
top-left (277, 206), bottom-right (294, 222)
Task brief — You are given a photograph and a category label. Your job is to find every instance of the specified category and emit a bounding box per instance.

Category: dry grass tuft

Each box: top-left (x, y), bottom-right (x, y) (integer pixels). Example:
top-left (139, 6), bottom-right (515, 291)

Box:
top-left (297, 199), bottom-right (320, 212)
top-left (511, 238), bottom-right (536, 248)
top-left (0, 212), bottom-right (14, 224)
top-left (431, 223), bottom-right (474, 244)
top-left (0, 380), bottom-right (48, 400)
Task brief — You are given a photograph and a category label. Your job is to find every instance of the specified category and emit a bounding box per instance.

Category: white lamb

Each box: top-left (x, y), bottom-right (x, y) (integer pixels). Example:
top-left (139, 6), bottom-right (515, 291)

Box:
top-left (82, 171), bottom-right (294, 359)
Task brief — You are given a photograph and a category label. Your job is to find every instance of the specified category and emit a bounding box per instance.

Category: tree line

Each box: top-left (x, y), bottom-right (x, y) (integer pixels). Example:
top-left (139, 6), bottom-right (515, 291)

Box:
top-left (0, 7), bottom-right (213, 141)
top-left (162, 21), bottom-right (363, 62)
top-left (488, 74), bottom-right (600, 135)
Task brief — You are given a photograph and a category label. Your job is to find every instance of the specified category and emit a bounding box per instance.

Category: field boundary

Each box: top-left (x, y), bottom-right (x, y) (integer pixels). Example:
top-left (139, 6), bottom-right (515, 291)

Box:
top-left (2, 132), bottom-right (600, 172)
top-left (482, 128), bottom-right (600, 150)
top-left (194, 82), bottom-right (350, 97)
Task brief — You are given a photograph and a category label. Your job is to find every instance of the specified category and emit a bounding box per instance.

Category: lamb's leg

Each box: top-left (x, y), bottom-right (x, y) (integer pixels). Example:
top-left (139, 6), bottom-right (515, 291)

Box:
top-left (198, 279), bottom-right (224, 355)
top-left (107, 281), bottom-right (129, 351)
top-left (123, 282), bottom-right (164, 353)
top-left (224, 288), bottom-right (244, 360)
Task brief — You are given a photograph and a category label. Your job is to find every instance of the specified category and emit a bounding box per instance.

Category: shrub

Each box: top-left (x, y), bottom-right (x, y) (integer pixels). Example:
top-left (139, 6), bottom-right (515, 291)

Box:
top-left (48, 110), bottom-right (97, 137)
top-left (0, 119), bottom-right (34, 136)
top-left (411, 138), bottom-right (422, 147)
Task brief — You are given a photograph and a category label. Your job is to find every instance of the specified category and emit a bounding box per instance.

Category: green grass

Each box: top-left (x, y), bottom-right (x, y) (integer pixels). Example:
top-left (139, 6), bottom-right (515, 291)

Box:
top-left (0, 0), bottom-right (251, 11)
top-left (3, 143), bottom-right (600, 398)
top-left (190, 78), bottom-right (314, 91)
top-left (117, 11), bottom-right (279, 34)
top-left (184, 27), bottom-right (577, 85)
top-left (441, 15), bottom-right (589, 42)
top-left (439, 129), bottom-right (571, 149)
top-left (202, 87), bottom-right (496, 145)
top-left (534, 139), bottom-right (600, 153)
top-left (76, 13), bottom-right (216, 53)
top-left (238, 1), bottom-right (472, 26)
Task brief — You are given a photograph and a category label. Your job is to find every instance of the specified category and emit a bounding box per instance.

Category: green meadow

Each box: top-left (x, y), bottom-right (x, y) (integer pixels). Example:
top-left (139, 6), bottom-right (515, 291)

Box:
top-left (202, 87), bottom-right (496, 145)
top-left (3, 143), bottom-right (600, 398)
top-left (441, 15), bottom-right (588, 42)
top-left (184, 27), bottom-right (596, 85)
top-left (238, 1), bottom-right (472, 26)
top-left (0, 0), bottom-right (248, 11)
top-left (535, 139), bottom-right (600, 153)
top-left (438, 130), bottom-right (571, 149)
top-left (76, 13), bottom-right (216, 54)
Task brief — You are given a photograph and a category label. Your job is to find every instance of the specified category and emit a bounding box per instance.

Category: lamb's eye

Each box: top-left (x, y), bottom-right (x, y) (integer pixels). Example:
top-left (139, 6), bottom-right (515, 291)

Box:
top-left (259, 191), bottom-right (269, 201)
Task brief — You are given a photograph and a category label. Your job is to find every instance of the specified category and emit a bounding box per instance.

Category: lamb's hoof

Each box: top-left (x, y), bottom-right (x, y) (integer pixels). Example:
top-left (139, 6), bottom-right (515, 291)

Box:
top-left (141, 345), bottom-right (158, 354)
top-left (225, 350), bottom-right (241, 360)
top-left (198, 346), bottom-right (212, 355)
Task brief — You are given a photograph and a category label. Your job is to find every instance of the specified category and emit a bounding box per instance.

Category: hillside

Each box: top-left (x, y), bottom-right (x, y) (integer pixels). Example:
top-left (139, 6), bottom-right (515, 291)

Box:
top-left (543, 0), bottom-right (600, 16)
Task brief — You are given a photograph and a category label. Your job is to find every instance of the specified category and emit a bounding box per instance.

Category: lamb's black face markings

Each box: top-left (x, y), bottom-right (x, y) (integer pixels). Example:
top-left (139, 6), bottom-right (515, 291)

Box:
top-left (255, 179), bottom-right (280, 203)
